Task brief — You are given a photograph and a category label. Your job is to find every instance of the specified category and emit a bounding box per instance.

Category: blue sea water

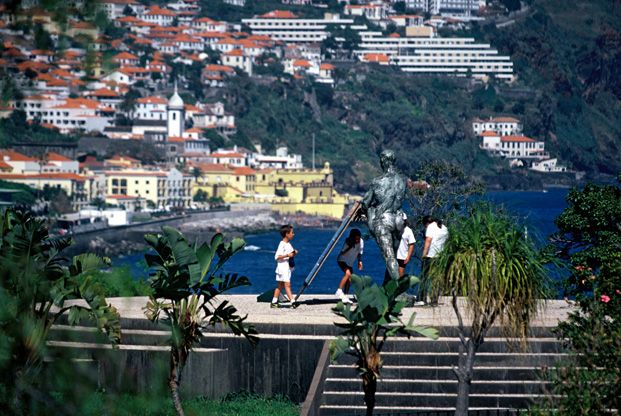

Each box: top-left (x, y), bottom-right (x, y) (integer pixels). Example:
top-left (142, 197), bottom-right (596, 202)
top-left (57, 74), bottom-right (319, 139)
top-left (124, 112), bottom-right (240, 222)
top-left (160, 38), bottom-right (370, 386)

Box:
top-left (113, 188), bottom-right (570, 295)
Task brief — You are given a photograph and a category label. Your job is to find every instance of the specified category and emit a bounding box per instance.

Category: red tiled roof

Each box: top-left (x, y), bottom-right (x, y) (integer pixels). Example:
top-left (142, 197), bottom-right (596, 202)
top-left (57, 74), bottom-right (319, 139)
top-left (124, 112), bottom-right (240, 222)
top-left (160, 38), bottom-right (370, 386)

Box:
top-left (479, 131), bottom-right (499, 137)
top-left (500, 136), bottom-right (535, 143)
top-left (113, 52), bottom-right (139, 61)
top-left (137, 96), bottom-right (166, 104)
top-left (233, 167), bottom-right (255, 176)
top-left (46, 152), bottom-right (72, 161)
top-left (363, 53), bottom-right (389, 63)
top-left (260, 10), bottom-right (297, 19)
top-left (210, 152), bottom-right (244, 158)
top-left (0, 149), bottom-right (37, 162)
top-left (224, 49), bottom-right (244, 56)
top-left (293, 59), bottom-right (311, 68)
top-left (0, 173), bottom-right (86, 181)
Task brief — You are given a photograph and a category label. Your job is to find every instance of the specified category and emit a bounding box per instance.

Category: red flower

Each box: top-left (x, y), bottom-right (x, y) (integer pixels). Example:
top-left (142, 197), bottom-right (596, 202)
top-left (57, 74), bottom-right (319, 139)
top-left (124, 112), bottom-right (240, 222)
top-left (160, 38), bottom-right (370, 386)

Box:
top-left (600, 294), bottom-right (611, 303)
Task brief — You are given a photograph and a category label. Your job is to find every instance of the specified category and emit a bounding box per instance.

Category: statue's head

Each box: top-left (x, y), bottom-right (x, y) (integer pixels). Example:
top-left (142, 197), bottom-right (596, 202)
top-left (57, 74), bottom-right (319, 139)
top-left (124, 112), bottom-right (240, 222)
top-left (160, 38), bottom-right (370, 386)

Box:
top-left (379, 149), bottom-right (396, 171)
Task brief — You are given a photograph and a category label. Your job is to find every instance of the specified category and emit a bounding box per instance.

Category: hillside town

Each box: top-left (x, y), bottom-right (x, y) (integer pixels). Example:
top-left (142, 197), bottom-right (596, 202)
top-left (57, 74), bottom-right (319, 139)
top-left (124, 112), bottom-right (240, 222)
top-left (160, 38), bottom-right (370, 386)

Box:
top-left (472, 116), bottom-right (567, 173)
top-left (0, 0), bottom-right (524, 227)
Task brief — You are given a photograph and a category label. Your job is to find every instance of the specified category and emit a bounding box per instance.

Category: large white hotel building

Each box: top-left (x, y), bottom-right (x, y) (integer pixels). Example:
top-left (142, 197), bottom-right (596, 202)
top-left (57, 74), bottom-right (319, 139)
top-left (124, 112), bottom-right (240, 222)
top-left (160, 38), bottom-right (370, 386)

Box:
top-left (355, 31), bottom-right (514, 80)
top-left (242, 11), bottom-right (358, 43)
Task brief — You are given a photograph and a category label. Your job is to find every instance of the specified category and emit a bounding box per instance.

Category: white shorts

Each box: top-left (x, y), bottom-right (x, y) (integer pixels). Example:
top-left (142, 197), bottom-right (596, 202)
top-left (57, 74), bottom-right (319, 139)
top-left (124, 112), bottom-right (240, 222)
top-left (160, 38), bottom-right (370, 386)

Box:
top-left (276, 270), bottom-right (291, 282)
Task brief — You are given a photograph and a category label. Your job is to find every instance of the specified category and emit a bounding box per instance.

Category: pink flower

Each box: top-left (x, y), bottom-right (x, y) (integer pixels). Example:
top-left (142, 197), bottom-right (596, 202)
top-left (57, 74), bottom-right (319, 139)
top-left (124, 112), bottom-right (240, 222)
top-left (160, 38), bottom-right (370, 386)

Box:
top-left (600, 294), bottom-right (611, 303)
top-left (575, 265), bottom-right (585, 271)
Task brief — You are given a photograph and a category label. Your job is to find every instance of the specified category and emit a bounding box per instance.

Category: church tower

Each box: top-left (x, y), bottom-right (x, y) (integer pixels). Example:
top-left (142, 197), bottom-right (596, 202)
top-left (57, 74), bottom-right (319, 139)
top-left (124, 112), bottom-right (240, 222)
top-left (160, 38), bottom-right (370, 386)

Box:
top-left (167, 82), bottom-right (185, 138)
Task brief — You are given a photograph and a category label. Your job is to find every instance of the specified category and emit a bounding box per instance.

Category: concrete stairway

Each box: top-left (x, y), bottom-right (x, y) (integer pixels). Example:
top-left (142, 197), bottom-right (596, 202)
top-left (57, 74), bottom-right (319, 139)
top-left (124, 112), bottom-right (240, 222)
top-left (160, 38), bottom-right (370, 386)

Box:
top-left (319, 330), bottom-right (565, 415)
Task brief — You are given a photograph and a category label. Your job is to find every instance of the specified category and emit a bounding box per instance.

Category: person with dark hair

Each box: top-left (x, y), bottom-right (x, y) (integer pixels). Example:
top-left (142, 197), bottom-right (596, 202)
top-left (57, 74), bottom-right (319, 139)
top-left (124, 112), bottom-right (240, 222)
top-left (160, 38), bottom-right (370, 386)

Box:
top-left (335, 228), bottom-right (363, 303)
top-left (416, 215), bottom-right (448, 306)
top-left (397, 213), bottom-right (416, 278)
top-left (271, 224), bottom-right (298, 308)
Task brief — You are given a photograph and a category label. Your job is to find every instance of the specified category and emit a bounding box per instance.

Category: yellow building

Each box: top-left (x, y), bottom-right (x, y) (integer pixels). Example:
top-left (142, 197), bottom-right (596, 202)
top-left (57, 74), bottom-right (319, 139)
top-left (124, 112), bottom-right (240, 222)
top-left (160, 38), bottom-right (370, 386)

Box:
top-left (192, 164), bottom-right (257, 202)
top-left (105, 168), bottom-right (193, 209)
top-left (0, 172), bottom-right (88, 210)
top-left (195, 161), bottom-right (356, 219)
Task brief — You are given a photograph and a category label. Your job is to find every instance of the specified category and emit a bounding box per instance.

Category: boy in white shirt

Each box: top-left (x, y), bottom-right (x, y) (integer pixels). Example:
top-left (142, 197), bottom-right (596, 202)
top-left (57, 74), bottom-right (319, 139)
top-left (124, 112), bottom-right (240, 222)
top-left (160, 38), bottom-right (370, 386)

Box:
top-left (271, 224), bottom-right (298, 308)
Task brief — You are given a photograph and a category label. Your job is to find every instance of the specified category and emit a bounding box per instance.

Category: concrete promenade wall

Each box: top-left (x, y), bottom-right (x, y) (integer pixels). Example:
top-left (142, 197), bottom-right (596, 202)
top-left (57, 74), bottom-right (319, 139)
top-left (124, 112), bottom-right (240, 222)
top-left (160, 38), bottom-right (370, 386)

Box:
top-left (51, 296), bottom-right (575, 404)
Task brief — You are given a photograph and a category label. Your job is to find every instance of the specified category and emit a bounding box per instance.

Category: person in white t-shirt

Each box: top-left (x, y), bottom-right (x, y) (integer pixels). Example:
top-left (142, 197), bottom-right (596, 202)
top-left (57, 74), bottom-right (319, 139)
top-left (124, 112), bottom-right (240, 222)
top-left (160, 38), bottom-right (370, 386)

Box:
top-left (335, 228), bottom-right (363, 303)
top-left (397, 215), bottom-right (416, 278)
top-left (418, 215), bottom-right (449, 306)
top-left (271, 224), bottom-right (298, 308)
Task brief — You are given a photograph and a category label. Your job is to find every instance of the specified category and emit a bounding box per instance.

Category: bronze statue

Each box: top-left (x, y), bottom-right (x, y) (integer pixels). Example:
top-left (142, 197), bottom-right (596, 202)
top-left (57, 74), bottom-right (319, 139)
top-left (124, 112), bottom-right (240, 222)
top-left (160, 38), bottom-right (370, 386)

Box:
top-left (360, 150), bottom-right (407, 280)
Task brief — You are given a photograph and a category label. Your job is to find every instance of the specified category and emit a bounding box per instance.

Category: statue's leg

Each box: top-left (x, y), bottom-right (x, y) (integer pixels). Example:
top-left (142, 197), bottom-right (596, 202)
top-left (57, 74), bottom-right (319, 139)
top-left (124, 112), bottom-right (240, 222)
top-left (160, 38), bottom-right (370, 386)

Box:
top-left (377, 232), bottom-right (399, 281)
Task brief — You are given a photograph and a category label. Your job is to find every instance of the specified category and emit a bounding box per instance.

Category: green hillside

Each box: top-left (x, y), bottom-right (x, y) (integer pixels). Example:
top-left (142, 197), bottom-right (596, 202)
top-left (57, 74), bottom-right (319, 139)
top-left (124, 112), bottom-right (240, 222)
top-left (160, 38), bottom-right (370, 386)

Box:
top-left (222, 0), bottom-right (621, 190)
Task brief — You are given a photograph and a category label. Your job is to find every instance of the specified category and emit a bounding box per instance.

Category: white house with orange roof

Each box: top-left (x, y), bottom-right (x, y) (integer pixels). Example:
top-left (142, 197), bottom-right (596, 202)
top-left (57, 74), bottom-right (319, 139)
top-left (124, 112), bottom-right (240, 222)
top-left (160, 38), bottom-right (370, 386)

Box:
top-left (41, 152), bottom-right (79, 174)
top-left (102, 69), bottom-right (133, 85)
top-left (201, 64), bottom-right (235, 87)
top-left (317, 63), bottom-right (335, 84)
top-left (84, 88), bottom-right (123, 110)
top-left (472, 116), bottom-right (522, 136)
top-left (242, 11), bottom-right (355, 43)
top-left (113, 51), bottom-right (140, 66)
top-left (171, 33), bottom-right (203, 52)
top-left (479, 132), bottom-right (548, 160)
top-left (195, 31), bottom-right (231, 48)
top-left (139, 6), bottom-right (177, 26)
top-left (191, 17), bottom-right (227, 32)
top-left (135, 96), bottom-right (168, 120)
top-left (0, 149), bottom-right (40, 174)
top-left (222, 49), bottom-right (253, 75)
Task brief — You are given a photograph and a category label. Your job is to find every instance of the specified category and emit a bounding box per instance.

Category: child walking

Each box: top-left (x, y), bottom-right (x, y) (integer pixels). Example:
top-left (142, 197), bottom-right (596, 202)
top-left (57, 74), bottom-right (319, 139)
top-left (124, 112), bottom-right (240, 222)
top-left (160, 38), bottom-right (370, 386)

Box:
top-left (271, 224), bottom-right (298, 308)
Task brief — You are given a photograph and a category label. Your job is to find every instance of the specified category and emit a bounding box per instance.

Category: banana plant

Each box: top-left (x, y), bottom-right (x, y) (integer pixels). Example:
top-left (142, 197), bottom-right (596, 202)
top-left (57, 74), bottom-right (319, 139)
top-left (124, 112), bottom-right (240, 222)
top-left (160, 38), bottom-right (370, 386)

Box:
top-left (0, 208), bottom-right (121, 412)
top-left (330, 274), bottom-right (439, 416)
top-left (143, 226), bottom-right (258, 416)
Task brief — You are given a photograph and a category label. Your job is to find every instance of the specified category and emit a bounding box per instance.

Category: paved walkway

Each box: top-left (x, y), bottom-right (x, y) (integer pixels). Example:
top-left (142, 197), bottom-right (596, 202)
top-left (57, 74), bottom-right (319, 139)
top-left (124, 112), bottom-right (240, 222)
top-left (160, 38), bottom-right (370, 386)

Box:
top-left (97, 295), bottom-right (576, 328)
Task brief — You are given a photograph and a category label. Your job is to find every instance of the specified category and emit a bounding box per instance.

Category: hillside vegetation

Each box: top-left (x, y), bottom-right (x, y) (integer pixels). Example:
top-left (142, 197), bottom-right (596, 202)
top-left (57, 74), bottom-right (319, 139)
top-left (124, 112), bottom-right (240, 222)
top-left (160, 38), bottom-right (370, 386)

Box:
top-left (220, 0), bottom-right (621, 190)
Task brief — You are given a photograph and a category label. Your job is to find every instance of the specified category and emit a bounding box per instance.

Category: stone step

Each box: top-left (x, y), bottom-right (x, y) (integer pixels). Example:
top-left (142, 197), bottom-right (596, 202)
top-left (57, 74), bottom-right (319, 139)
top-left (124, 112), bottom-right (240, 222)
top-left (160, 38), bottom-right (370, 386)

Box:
top-left (327, 365), bottom-right (544, 381)
top-left (321, 390), bottom-right (543, 409)
top-left (319, 404), bottom-right (519, 415)
top-left (377, 337), bottom-right (563, 354)
top-left (334, 351), bottom-right (566, 367)
top-left (323, 378), bottom-right (551, 395)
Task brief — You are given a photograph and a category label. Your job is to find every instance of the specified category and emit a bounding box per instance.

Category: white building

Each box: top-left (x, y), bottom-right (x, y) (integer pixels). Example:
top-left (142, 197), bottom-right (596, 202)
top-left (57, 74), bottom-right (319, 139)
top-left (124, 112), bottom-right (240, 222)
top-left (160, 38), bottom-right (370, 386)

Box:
top-left (242, 11), bottom-right (355, 44)
top-left (250, 146), bottom-right (303, 170)
top-left (344, 3), bottom-right (389, 21)
top-left (190, 17), bottom-right (227, 32)
top-left (135, 96), bottom-right (168, 120)
top-left (356, 31), bottom-right (514, 81)
top-left (530, 158), bottom-right (567, 173)
top-left (479, 132), bottom-right (549, 160)
top-left (101, 0), bottom-right (145, 21)
top-left (11, 97), bottom-right (114, 133)
top-left (393, 0), bottom-right (485, 16)
top-left (222, 49), bottom-right (253, 75)
top-left (472, 116), bottom-right (522, 136)
top-left (138, 6), bottom-right (177, 26)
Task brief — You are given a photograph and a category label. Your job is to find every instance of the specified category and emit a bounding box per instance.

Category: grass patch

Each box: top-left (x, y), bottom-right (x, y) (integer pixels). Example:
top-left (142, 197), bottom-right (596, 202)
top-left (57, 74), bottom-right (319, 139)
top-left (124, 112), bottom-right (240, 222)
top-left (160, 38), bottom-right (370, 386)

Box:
top-left (78, 391), bottom-right (299, 416)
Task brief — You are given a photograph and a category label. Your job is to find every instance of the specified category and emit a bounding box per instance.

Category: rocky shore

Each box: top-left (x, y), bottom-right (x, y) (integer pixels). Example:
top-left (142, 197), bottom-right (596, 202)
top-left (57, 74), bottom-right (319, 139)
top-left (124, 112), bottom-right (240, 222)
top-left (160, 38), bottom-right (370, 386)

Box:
top-left (83, 210), bottom-right (341, 258)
